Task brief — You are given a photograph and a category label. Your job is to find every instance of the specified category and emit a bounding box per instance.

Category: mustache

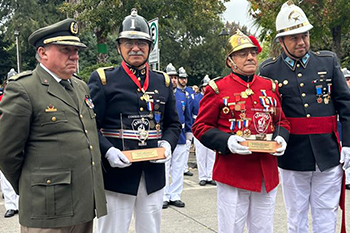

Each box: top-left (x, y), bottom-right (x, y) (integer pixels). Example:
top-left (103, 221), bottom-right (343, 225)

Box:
top-left (128, 51), bottom-right (144, 56)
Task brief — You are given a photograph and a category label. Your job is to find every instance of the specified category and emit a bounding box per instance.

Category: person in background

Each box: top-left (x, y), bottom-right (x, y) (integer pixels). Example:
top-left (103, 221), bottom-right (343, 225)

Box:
top-left (0, 68), bottom-right (19, 218)
top-left (89, 10), bottom-right (181, 233)
top-left (0, 18), bottom-right (107, 233)
top-left (259, 2), bottom-right (350, 232)
top-left (193, 75), bottom-right (216, 186)
top-left (342, 67), bottom-right (350, 190)
top-left (162, 63), bottom-right (192, 209)
top-left (177, 67), bottom-right (195, 176)
top-left (192, 29), bottom-right (290, 233)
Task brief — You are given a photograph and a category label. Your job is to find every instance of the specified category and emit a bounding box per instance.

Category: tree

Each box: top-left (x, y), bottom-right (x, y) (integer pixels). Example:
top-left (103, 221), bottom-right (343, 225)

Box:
top-left (1, 0), bottom-right (65, 73)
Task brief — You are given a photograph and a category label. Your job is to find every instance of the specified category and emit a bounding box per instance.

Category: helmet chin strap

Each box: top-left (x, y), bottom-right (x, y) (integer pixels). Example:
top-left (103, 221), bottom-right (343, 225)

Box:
top-left (228, 56), bottom-right (248, 75)
top-left (281, 38), bottom-right (305, 60)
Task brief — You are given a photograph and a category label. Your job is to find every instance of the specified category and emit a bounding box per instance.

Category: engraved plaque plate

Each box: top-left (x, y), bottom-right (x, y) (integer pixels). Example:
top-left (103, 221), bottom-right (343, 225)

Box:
top-left (239, 140), bottom-right (280, 153)
top-left (122, 147), bottom-right (165, 162)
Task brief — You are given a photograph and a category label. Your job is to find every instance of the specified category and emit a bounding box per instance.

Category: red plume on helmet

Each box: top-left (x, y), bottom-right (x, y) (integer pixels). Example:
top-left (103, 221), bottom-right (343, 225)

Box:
top-left (249, 35), bottom-right (262, 54)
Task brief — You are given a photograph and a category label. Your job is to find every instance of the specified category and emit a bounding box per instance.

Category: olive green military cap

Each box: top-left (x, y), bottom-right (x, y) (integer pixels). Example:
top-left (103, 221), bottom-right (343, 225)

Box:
top-left (28, 18), bottom-right (87, 49)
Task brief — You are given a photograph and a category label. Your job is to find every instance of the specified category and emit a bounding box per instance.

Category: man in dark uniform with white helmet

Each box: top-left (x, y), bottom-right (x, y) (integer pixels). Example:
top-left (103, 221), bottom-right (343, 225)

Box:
top-left (259, 1), bottom-right (350, 232)
top-left (88, 9), bottom-right (181, 233)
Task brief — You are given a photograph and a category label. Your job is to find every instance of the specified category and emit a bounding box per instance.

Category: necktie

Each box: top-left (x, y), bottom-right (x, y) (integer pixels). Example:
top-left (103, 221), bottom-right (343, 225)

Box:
top-left (60, 79), bottom-right (79, 107)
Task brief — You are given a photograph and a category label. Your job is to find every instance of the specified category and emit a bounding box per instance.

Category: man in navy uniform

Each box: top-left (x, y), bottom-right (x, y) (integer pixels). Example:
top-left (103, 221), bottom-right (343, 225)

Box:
top-left (177, 67), bottom-right (195, 176)
top-left (260, 1), bottom-right (350, 232)
top-left (89, 9), bottom-right (181, 233)
top-left (162, 63), bottom-right (192, 209)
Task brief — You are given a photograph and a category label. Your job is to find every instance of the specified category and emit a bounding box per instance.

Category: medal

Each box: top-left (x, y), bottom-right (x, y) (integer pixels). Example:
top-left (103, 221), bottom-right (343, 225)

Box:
top-left (223, 106), bottom-right (230, 114)
top-left (142, 93), bottom-right (150, 102)
top-left (149, 120), bottom-right (155, 129)
top-left (236, 130), bottom-right (243, 136)
top-left (243, 129), bottom-right (251, 138)
top-left (324, 97), bottom-right (329, 104)
top-left (239, 112), bottom-right (246, 119)
top-left (154, 104), bottom-right (160, 110)
top-left (241, 91), bottom-right (248, 99)
top-left (245, 87), bottom-right (254, 96)
top-left (317, 97), bottom-right (323, 103)
top-left (156, 124), bottom-right (161, 131)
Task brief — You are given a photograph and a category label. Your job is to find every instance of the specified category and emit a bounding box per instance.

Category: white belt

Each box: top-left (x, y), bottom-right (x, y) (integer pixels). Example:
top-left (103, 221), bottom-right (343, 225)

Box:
top-left (100, 128), bottom-right (162, 140)
top-left (245, 133), bottom-right (273, 140)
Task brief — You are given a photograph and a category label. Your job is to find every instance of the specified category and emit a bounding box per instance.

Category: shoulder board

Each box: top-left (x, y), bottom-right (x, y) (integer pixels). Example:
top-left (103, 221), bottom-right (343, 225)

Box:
top-left (8, 70), bottom-right (33, 81)
top-left (96, 66), bottom-right (114, 85)
top-left (208, 76), bottom-right (224, 95)
top-left (260, 76), bottom-right (277, 93)
top-left (313, 50), bottom-right (335, 57)
top-left (153, 70), bottom-right (170, 87)
top-left (260, 57), bottom-right (278, 69)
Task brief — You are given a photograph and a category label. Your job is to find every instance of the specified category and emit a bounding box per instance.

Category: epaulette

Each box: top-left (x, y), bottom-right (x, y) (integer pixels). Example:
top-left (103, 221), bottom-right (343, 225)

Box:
top-left (260, 76), bottom-right (277, 93)
top-left (153, 70), bottom-right (170, 87)
top-left (208, 76), bottom-right (224, 95)
top-left (8, 71), bottom-right (32, 81)
top-left (313, 50), bottom-right (335, 57)
top-left (96, 66), bottom-right (114, 85)
top-left (260, 57), bottom-right (278, 69)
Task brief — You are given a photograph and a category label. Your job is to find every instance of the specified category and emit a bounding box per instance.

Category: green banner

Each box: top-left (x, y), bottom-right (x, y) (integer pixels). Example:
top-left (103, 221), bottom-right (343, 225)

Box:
top-left (97, 44), bottom-right (108, 54)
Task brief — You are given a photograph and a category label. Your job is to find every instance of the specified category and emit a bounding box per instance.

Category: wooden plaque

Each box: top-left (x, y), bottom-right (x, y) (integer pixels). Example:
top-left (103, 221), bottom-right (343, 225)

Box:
top-left (122, 147), bottom-right (165, 162)
top-left (239, 140), bottom-right (280, 153)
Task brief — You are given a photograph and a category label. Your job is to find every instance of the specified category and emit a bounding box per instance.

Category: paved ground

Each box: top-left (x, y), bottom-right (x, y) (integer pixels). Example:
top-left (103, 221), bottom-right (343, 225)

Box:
top-left (1, 151), bottom-right (350, 232)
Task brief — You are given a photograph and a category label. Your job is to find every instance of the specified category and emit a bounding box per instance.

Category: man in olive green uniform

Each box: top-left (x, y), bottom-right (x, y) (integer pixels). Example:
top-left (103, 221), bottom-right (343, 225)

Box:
top-left (0, 19), bottom-right (107, 233)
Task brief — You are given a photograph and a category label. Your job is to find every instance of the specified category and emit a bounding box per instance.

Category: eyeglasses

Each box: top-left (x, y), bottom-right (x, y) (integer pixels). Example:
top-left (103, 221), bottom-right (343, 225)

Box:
top-left (233, 50), bottom-right (258, 58)
top-left (120, 40), bottom-right (149, 49)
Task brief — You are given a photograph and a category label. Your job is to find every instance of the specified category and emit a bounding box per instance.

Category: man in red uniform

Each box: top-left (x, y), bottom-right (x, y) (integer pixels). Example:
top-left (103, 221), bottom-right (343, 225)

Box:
top-left (192, 30), bottom-right (290, 233)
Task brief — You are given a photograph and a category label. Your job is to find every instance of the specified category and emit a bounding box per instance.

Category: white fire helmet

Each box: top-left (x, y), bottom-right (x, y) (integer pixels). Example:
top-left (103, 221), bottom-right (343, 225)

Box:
top-left (275, 1), bottom-right (313, 40)
top-left (178, 67), bottom-right (188, 78)
top-left (342, 68), bottom-right (350, 79)
top-left (166, 63), bottom-right (178, 76)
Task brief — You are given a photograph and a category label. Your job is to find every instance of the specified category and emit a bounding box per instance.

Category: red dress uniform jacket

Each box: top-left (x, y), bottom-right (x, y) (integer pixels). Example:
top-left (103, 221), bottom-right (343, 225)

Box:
top-left (192, 73), bottom-right (290, 193)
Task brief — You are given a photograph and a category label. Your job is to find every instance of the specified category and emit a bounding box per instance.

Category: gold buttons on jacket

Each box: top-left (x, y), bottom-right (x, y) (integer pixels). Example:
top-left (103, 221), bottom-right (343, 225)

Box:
top-left (138, 77), bottom-right (141, 81)
top-left (297, 73), bottom-right (302, 78)
top-left (92, 161), bottom-right (95, 166)
top-left (140, 107), bottom-right (144, 111)
top-left (89, 145), bottom-right (93, 150)
top-left (80, 114), bottom-right (83, 119)
top-left (283, 80), bottom-right (288, 85)
top-left (302, 93), bottom-right (306, 97)
top-left (51, 117), bottom-right (56, 122)
top-left (306, 114), bottom-right (311, 118)
top-left (300, 83), bottom-right (304, 87)
top-left (46, 179), bottom-right (51, 184)
top-left (155, 90), bottom-right (159, 94)
top-left (304, 103), bottom-right (309, 108)
top-left (137, 88), bottom-right (141, 92)
top-left (297, 64), bottom-right (300, 68)
top-left (85, 130), bottom-right (88, 134)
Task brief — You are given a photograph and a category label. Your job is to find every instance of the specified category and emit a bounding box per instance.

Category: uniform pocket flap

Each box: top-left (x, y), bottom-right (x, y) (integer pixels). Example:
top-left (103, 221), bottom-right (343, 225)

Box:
top-left (31, 170), bottom-right (71, 186)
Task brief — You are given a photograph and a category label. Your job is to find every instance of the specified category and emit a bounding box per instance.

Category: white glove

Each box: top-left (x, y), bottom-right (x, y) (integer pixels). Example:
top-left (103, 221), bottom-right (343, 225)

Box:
top-left (227, 135), bottom-right (251, 155)
top-left (271, 136), bottom-right (287, 156)
top-left (185, 132), bottom-right (193, 151)
top-left (151, 140), bottom-right (172, 163)
top-left (105, 147), bottom-right (132, 168)
top-left (340, 147), bottom-right (350, 170)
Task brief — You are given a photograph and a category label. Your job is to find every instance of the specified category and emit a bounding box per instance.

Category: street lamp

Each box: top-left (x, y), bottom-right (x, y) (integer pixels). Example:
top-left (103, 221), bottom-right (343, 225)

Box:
top-left (219, 28), bottom-right (229, 48)
top-left (14, 30), bottom-right (21, 73)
